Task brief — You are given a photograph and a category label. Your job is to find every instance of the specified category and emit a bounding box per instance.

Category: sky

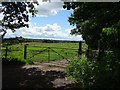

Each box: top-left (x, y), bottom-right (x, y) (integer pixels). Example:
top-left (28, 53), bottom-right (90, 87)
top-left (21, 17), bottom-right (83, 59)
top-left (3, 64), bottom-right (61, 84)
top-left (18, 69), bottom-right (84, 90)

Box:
top-left (0, 1), bottom-right (83, 41)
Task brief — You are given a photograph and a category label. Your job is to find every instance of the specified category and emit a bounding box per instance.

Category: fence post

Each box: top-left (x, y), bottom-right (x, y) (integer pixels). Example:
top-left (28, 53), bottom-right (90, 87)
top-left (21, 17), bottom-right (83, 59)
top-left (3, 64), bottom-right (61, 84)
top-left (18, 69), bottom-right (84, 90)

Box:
top-left (48, 47), bottom-right (50, 62)
top-left (78, 41), bottom-right (82, 56)
top-left (86, 47), bottom-right (90, 58)
top-left (97, 39), bottom-right (104, 61)
top-left (24, 44), bottom-right (27, 59)
top-left (5, 46), bottom-right (8, 59)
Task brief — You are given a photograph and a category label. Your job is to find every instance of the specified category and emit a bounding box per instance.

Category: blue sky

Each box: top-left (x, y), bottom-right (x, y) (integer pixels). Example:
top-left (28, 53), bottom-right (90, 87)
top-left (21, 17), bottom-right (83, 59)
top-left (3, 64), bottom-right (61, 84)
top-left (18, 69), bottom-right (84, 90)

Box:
top-left (30, 10), bottom-right (74, 31)
top-left (0, 2), bottom-right (82, 41)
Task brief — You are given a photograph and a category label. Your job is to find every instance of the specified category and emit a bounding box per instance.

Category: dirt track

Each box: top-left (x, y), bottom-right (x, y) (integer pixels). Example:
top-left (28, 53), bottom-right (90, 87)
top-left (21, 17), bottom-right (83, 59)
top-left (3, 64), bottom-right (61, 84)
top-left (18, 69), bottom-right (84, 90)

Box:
top-left (3, 60), bottom-right (77, 89)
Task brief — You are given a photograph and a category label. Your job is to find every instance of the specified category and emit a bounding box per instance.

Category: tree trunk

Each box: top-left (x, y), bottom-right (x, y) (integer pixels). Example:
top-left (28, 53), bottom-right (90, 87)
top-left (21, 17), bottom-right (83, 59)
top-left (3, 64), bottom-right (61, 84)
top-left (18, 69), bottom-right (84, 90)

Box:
top-left (1, 29), bottom-right (6, 39)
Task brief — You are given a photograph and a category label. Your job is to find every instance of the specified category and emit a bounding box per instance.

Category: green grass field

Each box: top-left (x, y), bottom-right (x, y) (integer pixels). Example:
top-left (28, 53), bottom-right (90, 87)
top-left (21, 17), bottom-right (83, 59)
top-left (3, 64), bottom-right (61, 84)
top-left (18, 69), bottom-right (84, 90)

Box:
top-left (2, 42), bottom-right (88, 62)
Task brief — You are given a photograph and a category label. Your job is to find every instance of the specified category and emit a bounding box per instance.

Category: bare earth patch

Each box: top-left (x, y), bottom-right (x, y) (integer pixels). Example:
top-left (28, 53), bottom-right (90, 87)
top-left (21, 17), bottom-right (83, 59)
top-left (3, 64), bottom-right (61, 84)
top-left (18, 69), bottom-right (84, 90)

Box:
top-left (2, 60), bottom-right (76, 89)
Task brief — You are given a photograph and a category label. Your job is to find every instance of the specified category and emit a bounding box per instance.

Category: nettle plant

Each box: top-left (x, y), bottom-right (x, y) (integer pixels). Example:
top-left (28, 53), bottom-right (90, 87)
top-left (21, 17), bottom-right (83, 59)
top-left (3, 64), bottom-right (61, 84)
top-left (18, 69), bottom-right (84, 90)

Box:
top-left (66, 50), bottom-right (120, 88)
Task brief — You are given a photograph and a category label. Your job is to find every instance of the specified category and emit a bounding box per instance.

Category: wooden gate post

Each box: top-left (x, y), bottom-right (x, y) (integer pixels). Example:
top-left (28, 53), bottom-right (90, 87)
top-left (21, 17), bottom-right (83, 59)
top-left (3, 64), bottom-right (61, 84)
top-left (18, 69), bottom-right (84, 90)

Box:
top-left (24, 44), bottom-right (27, 59)
top-left (48, 47), bottom-right (50, 62)
top-left (78, 41), bottom-right (82, 56)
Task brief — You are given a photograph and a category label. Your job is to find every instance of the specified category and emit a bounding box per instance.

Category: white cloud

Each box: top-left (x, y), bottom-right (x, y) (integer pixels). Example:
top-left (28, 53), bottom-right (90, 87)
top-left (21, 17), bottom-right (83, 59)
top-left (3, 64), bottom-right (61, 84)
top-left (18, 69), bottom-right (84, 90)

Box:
top-left (35, 2), bottom-right (64, 17)
top-left (0, 13), bottom-right (3, 36)
top-left (5, 23), bottom-right (82, 41)
top-left (43, 23), bottom-right (61, 31)
top-left (0, 13), bottom-right (3, 20)
top-left (0, 2), bottom-right (64, 19)
top-left (37, 0), bottom-right (63, 3)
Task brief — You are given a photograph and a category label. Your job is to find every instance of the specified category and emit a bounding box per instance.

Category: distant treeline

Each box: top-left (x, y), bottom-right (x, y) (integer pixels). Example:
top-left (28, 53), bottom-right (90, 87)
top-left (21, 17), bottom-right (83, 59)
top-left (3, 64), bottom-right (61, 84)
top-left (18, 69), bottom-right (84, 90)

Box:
top-left (2, 37), bottom-right (79, 45)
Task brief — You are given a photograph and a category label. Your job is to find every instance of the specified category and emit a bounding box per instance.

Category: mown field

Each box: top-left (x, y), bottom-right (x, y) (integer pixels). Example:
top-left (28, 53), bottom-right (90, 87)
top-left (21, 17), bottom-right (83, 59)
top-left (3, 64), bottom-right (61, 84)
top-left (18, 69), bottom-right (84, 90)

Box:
top-left (2, 42), bottom-right (88, 62)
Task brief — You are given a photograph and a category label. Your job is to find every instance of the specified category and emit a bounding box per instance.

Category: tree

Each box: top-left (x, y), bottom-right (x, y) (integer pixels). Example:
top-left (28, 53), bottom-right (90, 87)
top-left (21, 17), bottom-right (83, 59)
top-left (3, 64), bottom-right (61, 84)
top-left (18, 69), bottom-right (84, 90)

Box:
top-left (63, 2), bottom-right (120, 50)
top-left (16, 36), bottom-right (24, 45)
top-left (0, 1), bottom-right (39, 39)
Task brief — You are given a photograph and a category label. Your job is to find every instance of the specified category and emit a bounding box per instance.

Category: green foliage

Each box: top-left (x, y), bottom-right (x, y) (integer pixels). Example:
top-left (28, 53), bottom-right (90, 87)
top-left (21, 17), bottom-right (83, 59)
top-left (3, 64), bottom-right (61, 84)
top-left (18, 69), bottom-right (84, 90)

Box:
top-left (66, 50), bottom-right (120, 88)
top-left (66, 57), bottom-right (95, 88)
top-left (102, 28), bottom-right (117, 36)
top-left (102, 28), bottom-right (119, 49)
top-left (94, 50), bottom-right (120, 88)
top-left (64, 2), bottom-right (120, 49)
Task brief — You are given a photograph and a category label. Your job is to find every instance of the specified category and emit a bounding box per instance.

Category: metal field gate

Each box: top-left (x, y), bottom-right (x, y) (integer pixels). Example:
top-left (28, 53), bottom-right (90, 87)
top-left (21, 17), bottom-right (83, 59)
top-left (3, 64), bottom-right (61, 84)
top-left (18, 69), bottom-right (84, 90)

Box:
top-left (26, 45), bottom-right (79, 62)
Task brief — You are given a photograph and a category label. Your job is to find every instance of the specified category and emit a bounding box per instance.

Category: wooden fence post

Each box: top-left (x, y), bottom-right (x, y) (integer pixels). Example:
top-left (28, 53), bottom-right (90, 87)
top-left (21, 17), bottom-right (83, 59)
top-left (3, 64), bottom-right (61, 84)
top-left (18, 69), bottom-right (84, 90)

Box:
top-left (5, 46), bottom-right (8, 59)
top-left (86, 47), bottom-right (90, 58)
top-left (78, 41), bottom-right (82, 56)
top-left (48, 47), bottom-right (50, 62)
top-left (24, 44), bottom-right (27, 59)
